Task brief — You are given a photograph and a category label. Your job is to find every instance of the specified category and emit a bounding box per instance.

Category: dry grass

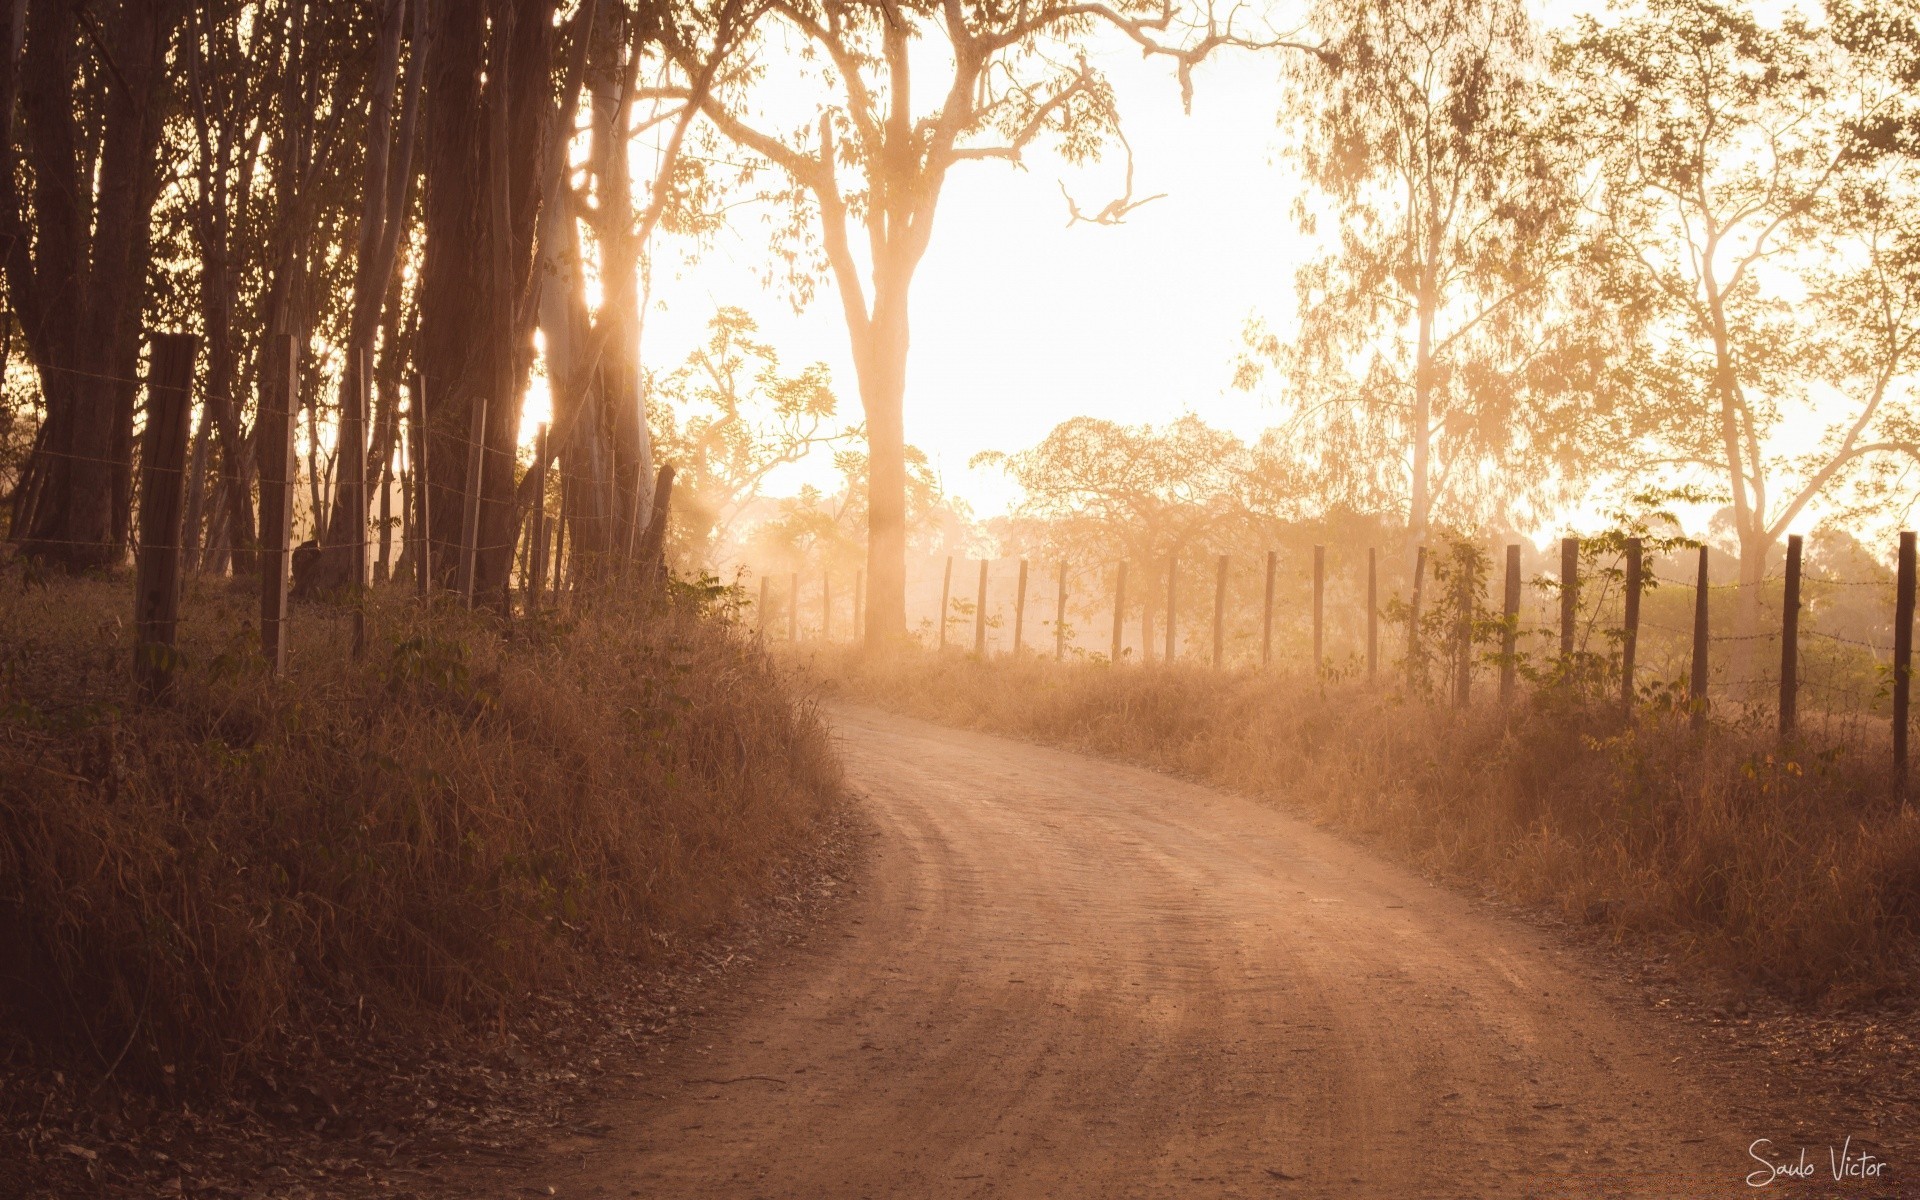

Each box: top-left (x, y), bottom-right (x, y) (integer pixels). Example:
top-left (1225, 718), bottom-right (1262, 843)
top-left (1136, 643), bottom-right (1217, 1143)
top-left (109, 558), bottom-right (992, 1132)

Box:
top-left (804, 644), bottom-right (1920, 1003)
top-left (0, 573), bottom-right (840, 1093)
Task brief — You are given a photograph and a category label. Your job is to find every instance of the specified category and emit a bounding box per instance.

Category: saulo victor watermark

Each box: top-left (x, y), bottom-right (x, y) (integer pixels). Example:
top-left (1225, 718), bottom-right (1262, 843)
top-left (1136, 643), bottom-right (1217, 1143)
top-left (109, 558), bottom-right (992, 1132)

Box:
top-left (1747, 1137), bottom-right (1888, 1188)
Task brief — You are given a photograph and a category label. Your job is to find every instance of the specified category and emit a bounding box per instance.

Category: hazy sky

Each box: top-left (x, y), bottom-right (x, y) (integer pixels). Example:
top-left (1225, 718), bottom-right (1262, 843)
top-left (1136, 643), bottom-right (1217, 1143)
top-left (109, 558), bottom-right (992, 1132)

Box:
top-left (637, 36), bottom-right (1311, 520)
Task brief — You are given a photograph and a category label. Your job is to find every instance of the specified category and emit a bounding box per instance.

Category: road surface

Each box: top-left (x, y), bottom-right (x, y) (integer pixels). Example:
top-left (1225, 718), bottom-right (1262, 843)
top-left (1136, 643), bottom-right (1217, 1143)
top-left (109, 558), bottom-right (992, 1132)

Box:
top-left (526, 706), bottom-right (1763, 1198)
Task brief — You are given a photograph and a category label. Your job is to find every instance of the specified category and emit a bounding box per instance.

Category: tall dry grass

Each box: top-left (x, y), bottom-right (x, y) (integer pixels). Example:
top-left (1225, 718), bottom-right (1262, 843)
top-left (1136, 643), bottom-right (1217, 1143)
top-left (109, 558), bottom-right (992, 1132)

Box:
top-left (807, 645), bottom-right (1920, 1002)
top-left (0, 574), bottom-right (840, 1091)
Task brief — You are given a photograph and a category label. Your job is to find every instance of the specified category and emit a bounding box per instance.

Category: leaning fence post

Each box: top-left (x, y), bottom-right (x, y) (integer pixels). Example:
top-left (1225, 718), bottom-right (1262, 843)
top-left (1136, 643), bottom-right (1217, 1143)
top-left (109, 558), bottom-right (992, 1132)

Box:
top-left (1111, 561), bottom-right (1127, 664)
top-left (1313, 545), bottom-right (1326, 676)
top-left (1559, 536), bottom-right (1579, 671)
top-left (940, 555), bottom-right (953, 650)
top-left (459, 397), bottom-right (487, 608)
top-left (1895, 531), bottom-right (1915, 793)
top-left (1213, 553), bottom-right (1229, 669)
top-left (1263, 550), bottom-right (1277, 668)
top-left (552, 473), bottom-right (570, 602)
top-left (1367, 548), bottom-right (1378, 680)
top-left (1055, 561), bottom-right (1068, 661)
top-left (974, 559), bottom-right (989, 655)
top-left (133, 333), bottom-right (200, 699)
top-left (1621, 537), bottom-right (1643, 716)
top-left (258, 334), bottom-right (297, 675)
top-left (409, 374), bottom-right (431, 602)
top-left (1781, 533), bottom-right (1802, 739)
top-left (1407, 545), bottom-right (1427, 685)
top-left (1014, 559), bottom-right (1029, 655)
top-left (376, 440), bottom-right (393, 585)
top-left (1164, 551), bottom-right (1177, 663)
top-left (1691, 545), bottom-right (1710, 730)
top-left (344, 347), bottom-right (370, 655)
top-left (1500, 544), bottom-right (1520, 703)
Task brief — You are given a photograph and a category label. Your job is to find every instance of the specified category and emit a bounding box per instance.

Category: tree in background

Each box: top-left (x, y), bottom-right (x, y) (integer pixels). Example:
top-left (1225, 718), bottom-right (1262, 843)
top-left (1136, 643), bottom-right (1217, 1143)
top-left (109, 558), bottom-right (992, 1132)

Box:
top-left (743, 443), bottom-right (967, 580)
top-left (652, 307), bottom-right (859, 561)
top-left (676, 0), bottom-right (1298, 646)
top-left (1237, 0), bottom-right (1583, 552)
top-left (978, 416), bottom-right (1250, 568)
top-left (1556, 0), bottom-right (1920, 639)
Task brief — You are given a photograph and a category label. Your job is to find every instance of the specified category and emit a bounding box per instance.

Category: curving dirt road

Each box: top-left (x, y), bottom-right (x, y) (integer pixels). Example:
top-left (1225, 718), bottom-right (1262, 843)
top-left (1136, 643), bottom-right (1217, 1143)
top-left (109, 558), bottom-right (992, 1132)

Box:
top-left (518, 706), bottom-right (1771, 1199)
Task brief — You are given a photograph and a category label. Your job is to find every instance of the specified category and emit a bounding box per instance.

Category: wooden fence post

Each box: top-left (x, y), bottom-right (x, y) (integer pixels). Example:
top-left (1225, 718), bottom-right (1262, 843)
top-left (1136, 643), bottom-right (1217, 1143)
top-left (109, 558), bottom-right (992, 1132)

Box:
top-left (1213, 553), bottom-right (1229, 669)
top-left (1111, 561), bottom-right (1127, 664)
top-left (759, 574), bottom-right (769, 634)
top-left (1895, 531), bottom-right (1915, 792)
top-left (459, 397), bottom-right (487, 608)
top-left (535, 515), bottom-right (553, 604)
top-left (553, 474), bottom-right (571, 602)
top-left (133, 333), bottom-right (199, 699)
top-left (1500, 544), bottom-right (1520, 703)
top-left (258, 334), bottom-right (296, 675)
top-left (1313, 545), bottom-right (1325, 675)
top-left (1454, 546), bottom-right (1473, 708)
top-left (1164, 551), bottom-right (1177, 663)
top-left (1014, 559), bottom-right (1029, 655)
top-left (527, 423), bottom-right (549, 608)
top-left (344, 347), bottom-right (370, 655)
top-left (1781, 533), bottom-right (1802, 739)
top-left (1367, 548), bottom-right (1378, 681)
top-left (789, 572), bottom-right (799, 640)
top-left (376, 442), bottom-right (393, 584)
top-left (410, 374), bottom-right (431, 602)
top-left (1621, 536), bottom-right (1643, 715)
top-left (1691, 545), bottom-right (1710, 730)
top-left (1407, 545), bottom-right (1426, 684)
top-left (1559, 535), bottom-right (1579, 667)
top-left (855, 569), bottom-right (864, 636)
top-left (823, 572), bottom-right (831, 641)
top-left (940, 556), bottom-right (953, 649)
top-left (974, 559), bottom-right (989, 655)
top-left (1055, 561), bottom-right (1068, 661)
top-left (1263, 549), bottom-right (1277, 668)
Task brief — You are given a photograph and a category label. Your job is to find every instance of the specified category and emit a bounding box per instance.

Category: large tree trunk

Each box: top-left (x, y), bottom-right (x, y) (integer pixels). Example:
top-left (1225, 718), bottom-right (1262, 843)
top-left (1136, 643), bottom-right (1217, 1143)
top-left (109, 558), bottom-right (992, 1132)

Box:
top-left (587, 5), bottom-right (653, 558)
top-left (418, 0), bottom-right (553, 596)
top-left (9, 0), bottom-right (178, 571)
top-left (857, 281), bottom-right (911, 644)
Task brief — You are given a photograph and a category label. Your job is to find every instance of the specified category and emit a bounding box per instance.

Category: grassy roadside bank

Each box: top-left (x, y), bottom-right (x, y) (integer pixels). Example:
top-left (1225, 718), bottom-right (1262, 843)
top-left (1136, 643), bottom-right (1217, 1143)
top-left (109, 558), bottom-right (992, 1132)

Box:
top-left (0, 575), bottom-right (842, 1100)
top-left (799, 644), bottom-right (1920, 1004)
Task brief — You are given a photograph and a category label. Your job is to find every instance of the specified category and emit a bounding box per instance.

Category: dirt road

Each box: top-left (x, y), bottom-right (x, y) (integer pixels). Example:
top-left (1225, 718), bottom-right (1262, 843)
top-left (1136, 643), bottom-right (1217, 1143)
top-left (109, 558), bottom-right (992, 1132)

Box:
top-left (520, 706), bottom-right (1783, 1199)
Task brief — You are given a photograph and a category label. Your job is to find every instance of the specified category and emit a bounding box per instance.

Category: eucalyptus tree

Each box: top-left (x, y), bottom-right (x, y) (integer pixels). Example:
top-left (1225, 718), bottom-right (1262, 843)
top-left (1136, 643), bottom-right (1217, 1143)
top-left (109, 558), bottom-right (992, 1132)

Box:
top-left (1556, 0), bottom-right (1920, 635)
top-left (1238, 0), bottom-right (1580, 550)
top-left (1, 0), bottom-right (189, 569)
top-left (674, 0), bottom-right (1296, 645)
top-left (651, 306), bottom-right (857, 560)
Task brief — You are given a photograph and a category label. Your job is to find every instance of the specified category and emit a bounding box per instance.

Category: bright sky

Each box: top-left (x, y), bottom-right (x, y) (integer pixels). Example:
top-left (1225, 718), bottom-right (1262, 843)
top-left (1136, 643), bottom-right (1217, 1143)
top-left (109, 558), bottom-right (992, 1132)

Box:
top-left (639, 37), bottom-right (1310, 520)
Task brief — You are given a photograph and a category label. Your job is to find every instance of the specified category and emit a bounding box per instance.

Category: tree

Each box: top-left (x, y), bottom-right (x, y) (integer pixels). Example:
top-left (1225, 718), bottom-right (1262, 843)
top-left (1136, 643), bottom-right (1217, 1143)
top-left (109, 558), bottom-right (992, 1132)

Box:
top-left (675, 0), bottom-right (1295, 646)
top-left (652, 306), bottom-right (857, 561)
top-left (2, 0), bottom-right (188, 569)
top-left (979, 414), bottom-right (1251, 647)
top-left (1556, 0), bottom-right (1920, 635)
top-left (1237, 0), bottom-right (1580, 551)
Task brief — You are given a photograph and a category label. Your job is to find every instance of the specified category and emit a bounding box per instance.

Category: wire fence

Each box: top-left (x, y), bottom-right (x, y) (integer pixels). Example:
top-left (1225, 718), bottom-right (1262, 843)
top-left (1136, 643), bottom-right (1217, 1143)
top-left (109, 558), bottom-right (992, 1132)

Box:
top-left (761, 532), bottom-right (1920, 778)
